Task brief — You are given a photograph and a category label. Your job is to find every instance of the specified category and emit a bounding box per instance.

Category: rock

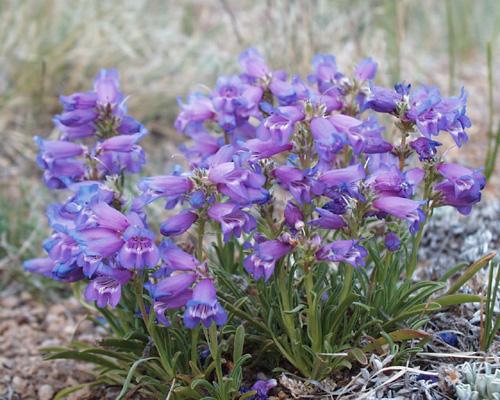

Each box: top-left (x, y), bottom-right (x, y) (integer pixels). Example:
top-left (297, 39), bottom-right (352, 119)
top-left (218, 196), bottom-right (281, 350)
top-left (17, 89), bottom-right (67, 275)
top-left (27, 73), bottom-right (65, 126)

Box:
top-left (1, 296), bottom-right (19, 308)
top-left (12, 376), bottom-right (27, 392)
top-left (39, 384), bottom-right (55, 400)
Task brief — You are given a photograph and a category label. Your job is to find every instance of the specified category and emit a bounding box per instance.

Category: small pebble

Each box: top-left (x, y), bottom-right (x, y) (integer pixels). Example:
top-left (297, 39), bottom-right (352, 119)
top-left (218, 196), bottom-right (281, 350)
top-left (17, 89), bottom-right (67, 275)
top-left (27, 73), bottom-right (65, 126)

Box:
top-left (39, 384), bottom-right (55, 400)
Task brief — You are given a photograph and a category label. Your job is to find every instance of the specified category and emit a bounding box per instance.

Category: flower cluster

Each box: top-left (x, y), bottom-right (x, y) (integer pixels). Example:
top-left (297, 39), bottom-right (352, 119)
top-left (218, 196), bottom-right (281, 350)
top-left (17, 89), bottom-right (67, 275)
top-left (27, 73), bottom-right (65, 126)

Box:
top-left (26, 69), bottom-right (227, 329)
top-left (36, 69), bottom-right (147, 189)
top-left (26, 49), bottom-right (485, 333)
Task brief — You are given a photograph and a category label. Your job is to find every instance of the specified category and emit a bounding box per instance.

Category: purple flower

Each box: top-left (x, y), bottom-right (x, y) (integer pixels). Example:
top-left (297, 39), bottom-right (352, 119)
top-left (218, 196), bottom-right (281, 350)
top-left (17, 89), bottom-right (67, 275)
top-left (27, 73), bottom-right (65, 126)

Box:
top-left (159, 240), bottom-right (201, 273)
top-left (318, 163), bottom-right (366, 187)
top-left (42, 159), bottom-right (87, 189)
top-left (367, 166), bottom-right (424, 198)
top-left (310, 117), bottom-right (345, 162)
top-left (244, 137), bottom-right (293, 159)
top-left (23, 258), bottom-right (55, 278)
top-left (310, 54), bottom-right (341, 94)
top-left (249, 379), bottom-right (277, 400)
top-left (138, 175), bottom-right (193, 207)
top-left (284, 201), bottom-right (304, 232)
top-left (118, 225), bottom-right (160, 270)
top-left (322, 194), bottom-right (349, 215)
top-left (317, 164), bottom-right (366, 200)
top-left (310, 208), bottom-right (346, 229)
top-left (435, 88), bottom-right (470, 147)
top-left (150, 273), bottom-right (197, 326)
top-left (273, 166), bottom-right (312, 204)
top-left (239, 48), bottom-right (270, 82)
top-left (244, 238), bottom-right (292, 281)
top-left (384, 232), bottom-right (401, 252)
top-left (160, 210), bottom-right (198, 236)
top-left (355, 58), bottom-right (378, 81)
top-left (348, 117), bottom-right (392, 154)
top-left (437, 332), bottom-right (458, 347)
top-left (434, 163), bottom-right (485, 215)
top-left (263, 105), bottom-right (304, 144)
top-left (94, 69), bottom-right (123, 106)
top-left (410, 137), bottom-right (442, 161)
top-left (316, 240), bottom-right (367, 268)
top-left (54, 108), bottom-right (98, 128)
top-left (372, 196), bottom-right (425, 234)
top-left (208, 202), bottom-right (256, 242)
top-left (175, 94), bottom-right (215, 134)
top-left (183, 279), bottom-right (227, 329)
top-left (208, 161), bottom-right (269, 205)
top-left (211, 76), bottom-right (262, 132)
top-left (84, 268), bottom-right (132, 308)
top-left (74, 202), bottom-right (159, 270)
top-left (96, 132), bottom-right (147, 175)
top-left (60, 91), bottom-right (97, 111)
top-left (181, 133), bottom-right (222, 166)
top-left (365, 86), bottom-right (402, 114)
top-left (35, 137), bottom-right (85, 165)
top-left (269, 75), bottom-right (297, 105)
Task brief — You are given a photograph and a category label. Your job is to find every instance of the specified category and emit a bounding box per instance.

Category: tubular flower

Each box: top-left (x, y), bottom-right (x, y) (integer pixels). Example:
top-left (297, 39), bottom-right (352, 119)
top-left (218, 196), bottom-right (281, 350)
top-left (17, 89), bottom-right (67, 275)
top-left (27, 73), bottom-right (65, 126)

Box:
top-left (244, 237), bottom-right (292, 282)
top-left (316, 239), bottom-right (367, 268)
top-left (434, 163), bottom-right (485, 215)
top-left (183, 279), bottom-right (227, 329)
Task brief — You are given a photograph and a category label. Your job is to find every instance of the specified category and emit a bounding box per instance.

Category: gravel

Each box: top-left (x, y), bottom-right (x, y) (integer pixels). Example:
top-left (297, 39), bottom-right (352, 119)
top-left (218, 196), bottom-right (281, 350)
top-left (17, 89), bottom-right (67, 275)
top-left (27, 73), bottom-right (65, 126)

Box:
top-left (0, 288), bottom-right (98, 400)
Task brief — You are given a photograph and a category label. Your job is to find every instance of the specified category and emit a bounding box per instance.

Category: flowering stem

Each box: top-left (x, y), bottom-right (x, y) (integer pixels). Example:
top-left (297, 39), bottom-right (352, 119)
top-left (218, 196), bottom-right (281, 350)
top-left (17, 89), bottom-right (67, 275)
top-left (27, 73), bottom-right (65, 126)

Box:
top-left (191, 326), bottom-right (200, 369)
top-left (338, 264), bottom-right (353, 305)
top-left (134, 272), bottom-right (149, 326)
top-left (398, 132), bottom-right (407, 171)
top-left (304, 268), bottom-right (321, 354)
top-left (133, 273), bottom-right (174, 378)
top-left (206, 323), bottom-right (224, 388)
top-left (407, 169), bottom-right (434, 278)
top-left (196, 217), bottom-right (206, 260)
top-left (277, 263), bottom-right (309, 375)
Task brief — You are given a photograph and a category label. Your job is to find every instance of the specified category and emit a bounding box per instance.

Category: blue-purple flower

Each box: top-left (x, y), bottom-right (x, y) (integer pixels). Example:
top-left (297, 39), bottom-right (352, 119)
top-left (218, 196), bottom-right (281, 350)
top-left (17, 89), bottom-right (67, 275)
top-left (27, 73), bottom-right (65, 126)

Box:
top-left (160, 210), bottom-right (198, 237)
top-left (372, 196), bottom-right (425, 234)
top-left (150, 273), bottom-right (197, 326)
top-left (84, 267), bottom-right (132, 308)
top-left (434, 163), bottom-right (485, 215)
top-left (208, 202), bottom-right (256, 242)
top-left (384, 232), bottom-right (401, 252)
top-left (244, 237), bottom-right (292, 281)
top-left (183, 279), bottom-right (227, 329)
top-left (316, 239), bottom-right (367, 268)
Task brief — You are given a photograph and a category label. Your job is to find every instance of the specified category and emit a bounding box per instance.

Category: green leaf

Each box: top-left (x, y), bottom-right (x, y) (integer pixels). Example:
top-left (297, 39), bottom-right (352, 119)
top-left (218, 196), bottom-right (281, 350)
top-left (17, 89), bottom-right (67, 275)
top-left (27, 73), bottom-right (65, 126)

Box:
top-left (347, 348), bottom-right (368, 365)
top-left (446, 252), bottom-right (496, 294)
top-left (54, 382), bottom-right (101, 400)
top-left (100, 338), bottom-right (145, 353)
top-left (43, 350), bottom-right (121, 370)
top-left (116, 357), bottom-right (160, 400)
top-left (191, 379), bottom-right (218, 396)
top-left (233, 325), bottom-right (245, 363)
top-left (239, 390), bottom-right (257, 399)
top-left (363, 329), bottom-right (431, 352)
top-left (435, 294), bottom-right (482, 307)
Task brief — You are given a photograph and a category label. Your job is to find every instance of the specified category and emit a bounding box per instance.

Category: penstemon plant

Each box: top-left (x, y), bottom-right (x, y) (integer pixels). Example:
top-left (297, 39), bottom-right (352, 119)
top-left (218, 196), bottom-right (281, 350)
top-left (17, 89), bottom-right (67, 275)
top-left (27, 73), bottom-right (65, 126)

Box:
top-left (25, 49), bottom-right (492, 398)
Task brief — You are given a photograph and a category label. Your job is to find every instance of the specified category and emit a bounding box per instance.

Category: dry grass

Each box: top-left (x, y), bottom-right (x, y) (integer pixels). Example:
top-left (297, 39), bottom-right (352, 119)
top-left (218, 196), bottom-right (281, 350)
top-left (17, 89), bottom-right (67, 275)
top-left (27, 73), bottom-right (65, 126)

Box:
top-left (0, 0), bottom-right (499, 279)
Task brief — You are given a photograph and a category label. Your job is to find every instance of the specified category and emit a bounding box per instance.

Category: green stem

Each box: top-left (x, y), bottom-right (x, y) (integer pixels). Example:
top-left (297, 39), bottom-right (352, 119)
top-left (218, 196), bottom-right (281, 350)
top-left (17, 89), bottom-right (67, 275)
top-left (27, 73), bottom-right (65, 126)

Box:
top-left (191, 326), bottom-right (200, 369)
top-left (207, 323), bottom-right (224, 387)
top-left (134, 272), bottom-right (149, 325)
top-left (304, 270), bottom-right (320, 354)
top-left (339, 265), bottom-right (353, 305)
top-left (196, 217), bottom-right (206, 260)
top-left (133, 274), bottom-right (174, 377)
top-left (407, 170), bottom-right (434, 278)
top-left (277, 264), bottom-right (309, 375)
